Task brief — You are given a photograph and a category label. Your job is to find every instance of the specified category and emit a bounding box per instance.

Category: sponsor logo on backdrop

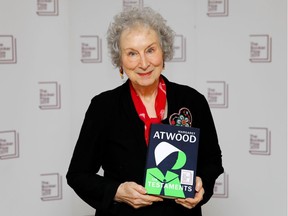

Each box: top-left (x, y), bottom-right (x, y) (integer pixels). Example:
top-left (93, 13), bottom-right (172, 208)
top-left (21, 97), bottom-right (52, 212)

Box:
top-left (123, 0), bottom-right (143, 10)
top-left (170, 35), bottom-right (186, 62)
top-left (0, 35), bottom-right (17, 64)
top-left (81, 35), bottom-right (102, 63)
top-left (37, 0), bottom-right (59, 16)
top-left (249, 34), bottom-right (272, 63)
top-left (0, 130), bottom-right (19, 160)
top-left (207, 81), bottom-right (229, 108)
top-left (249, 127), bottom-right (271, 155)
top-left (41, 173), bottom-right (62, 201)
top-left (213, 172), bottom-right (229, 198)
top-left (207, 0), bottom-right (229, 17)
top-left (39, 81), bottom-right (61, 110)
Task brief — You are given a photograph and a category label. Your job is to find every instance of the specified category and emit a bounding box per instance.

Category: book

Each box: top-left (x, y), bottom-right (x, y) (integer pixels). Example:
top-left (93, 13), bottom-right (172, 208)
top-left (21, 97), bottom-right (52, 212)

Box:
top-left (144, 123), bottom-right (200, 199)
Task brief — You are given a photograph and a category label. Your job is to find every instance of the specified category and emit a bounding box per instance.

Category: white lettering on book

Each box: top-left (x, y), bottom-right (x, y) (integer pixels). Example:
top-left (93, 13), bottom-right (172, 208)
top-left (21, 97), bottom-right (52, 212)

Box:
top-left (152, 130), bottom-right (197, 143)
top-left (146, 180), bottom-right (193, 192)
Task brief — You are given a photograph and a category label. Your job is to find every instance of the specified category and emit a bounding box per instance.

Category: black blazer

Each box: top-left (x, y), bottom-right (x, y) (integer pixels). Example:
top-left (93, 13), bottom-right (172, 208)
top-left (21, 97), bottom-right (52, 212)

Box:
top-left (66, 75), bottom-right (224, 216)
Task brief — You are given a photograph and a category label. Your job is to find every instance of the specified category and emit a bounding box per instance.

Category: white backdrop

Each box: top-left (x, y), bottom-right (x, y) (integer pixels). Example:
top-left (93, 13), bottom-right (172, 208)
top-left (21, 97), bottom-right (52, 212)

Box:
top-left (0, 0), bottom-right (287, 216)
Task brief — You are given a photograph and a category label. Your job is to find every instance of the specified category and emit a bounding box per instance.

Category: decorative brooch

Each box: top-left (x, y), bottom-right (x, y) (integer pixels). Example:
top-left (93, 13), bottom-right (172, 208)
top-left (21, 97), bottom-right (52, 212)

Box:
top-left (169, 107), bottom-right (192, 127)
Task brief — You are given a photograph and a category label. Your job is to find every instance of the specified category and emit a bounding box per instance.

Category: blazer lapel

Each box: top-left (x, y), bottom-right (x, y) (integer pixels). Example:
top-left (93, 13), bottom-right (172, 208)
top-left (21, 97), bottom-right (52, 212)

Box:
top-left (120, 80), bottom-right (147, 149)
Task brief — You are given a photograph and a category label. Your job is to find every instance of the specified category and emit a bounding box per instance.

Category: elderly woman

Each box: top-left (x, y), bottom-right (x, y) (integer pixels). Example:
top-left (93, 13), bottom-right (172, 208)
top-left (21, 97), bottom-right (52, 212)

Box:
top-left (66, 7), bottom-right (223, 216)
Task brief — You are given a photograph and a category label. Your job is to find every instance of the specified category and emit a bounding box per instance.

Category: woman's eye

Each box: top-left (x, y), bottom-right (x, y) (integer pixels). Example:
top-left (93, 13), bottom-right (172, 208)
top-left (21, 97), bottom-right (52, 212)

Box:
top-left (128, 52), bottom-right (137, 57)
top-left (147, 48), bottom-right (155, 53)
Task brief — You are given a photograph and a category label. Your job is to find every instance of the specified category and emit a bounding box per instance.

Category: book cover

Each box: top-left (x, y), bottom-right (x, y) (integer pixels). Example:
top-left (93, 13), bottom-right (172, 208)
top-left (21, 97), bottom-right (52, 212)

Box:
top-left (144, 124), bottom-right (200, 199)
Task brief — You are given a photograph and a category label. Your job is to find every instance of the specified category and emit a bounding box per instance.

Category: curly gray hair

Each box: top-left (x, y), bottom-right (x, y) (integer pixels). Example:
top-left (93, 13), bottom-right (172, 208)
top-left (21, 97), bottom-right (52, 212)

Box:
top-left (106, 7), bottom-right (175, 68)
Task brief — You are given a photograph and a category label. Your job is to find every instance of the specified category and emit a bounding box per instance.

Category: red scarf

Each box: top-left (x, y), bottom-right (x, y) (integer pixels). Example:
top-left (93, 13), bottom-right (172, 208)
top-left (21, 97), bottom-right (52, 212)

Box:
top-left (130, 77), bottom-right (167, 145)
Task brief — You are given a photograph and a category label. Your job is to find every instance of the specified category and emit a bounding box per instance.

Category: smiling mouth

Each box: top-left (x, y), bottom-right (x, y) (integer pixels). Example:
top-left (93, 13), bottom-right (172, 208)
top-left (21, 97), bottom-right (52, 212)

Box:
top-left (138, 71), bottom-right (153, 76)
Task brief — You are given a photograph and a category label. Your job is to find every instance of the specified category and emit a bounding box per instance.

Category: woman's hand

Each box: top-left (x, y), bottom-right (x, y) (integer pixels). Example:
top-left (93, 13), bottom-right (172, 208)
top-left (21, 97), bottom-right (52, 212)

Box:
top-left (175, 176), bottom-right (205, 209)
top-left (114, 182), bottom-right (163, 209)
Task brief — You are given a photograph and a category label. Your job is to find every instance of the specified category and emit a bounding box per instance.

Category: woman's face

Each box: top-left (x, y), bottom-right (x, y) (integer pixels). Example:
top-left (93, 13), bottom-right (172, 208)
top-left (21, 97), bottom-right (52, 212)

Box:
top-left (120, 26), bottom-right (164, 88)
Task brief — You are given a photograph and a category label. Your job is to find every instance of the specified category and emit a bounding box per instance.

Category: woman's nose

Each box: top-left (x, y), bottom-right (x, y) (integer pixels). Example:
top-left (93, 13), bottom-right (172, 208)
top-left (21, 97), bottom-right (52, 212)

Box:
top-left (139, 54), bottom-right (149, 69)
